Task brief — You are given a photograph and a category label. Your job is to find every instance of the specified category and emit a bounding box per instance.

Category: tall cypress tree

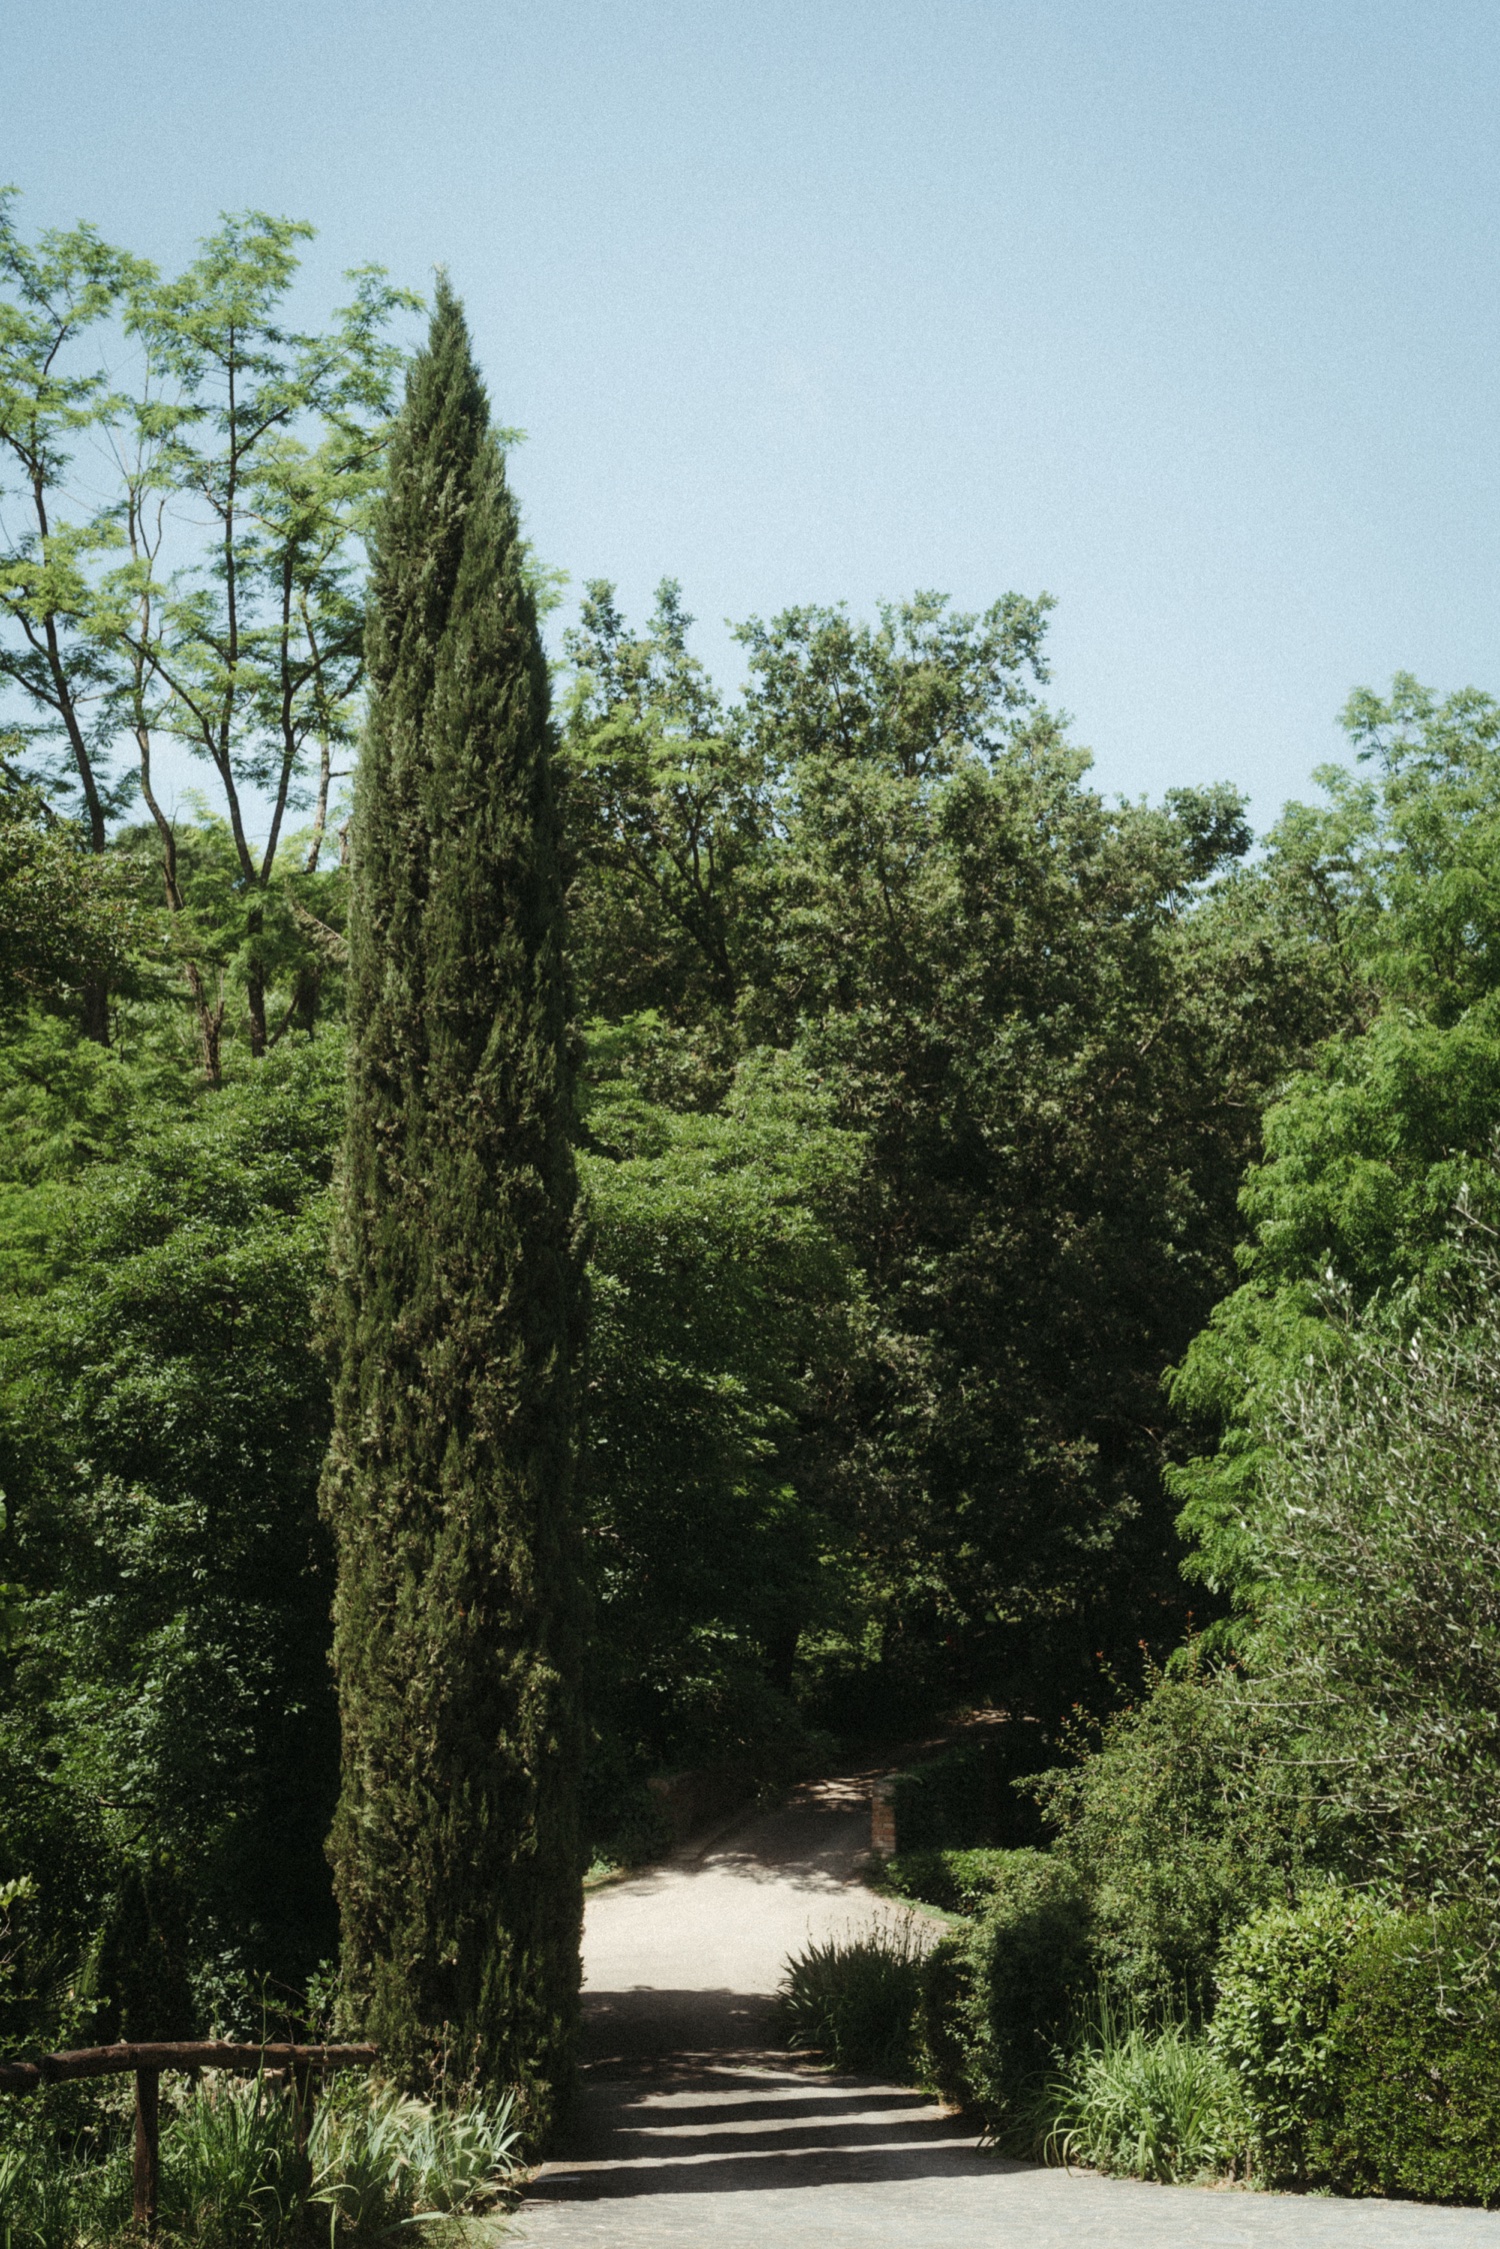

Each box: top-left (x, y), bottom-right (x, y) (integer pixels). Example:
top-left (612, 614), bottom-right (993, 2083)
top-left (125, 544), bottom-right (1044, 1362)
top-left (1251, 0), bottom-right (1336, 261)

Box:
top-left (323, 282), bottom-right (584, 2130)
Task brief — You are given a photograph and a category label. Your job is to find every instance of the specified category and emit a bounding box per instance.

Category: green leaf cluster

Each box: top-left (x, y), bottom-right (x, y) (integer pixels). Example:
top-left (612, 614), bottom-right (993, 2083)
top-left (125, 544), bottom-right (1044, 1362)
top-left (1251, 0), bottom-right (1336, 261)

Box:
top-left (0, 189), bottom-right (414, 1069)
top-left (1171, 678), bottom-right (1500, 1623)
top-left (0, 1041), bottom-right (343, 2038)
top-left (563, 584), bottom-right (1334, 1727)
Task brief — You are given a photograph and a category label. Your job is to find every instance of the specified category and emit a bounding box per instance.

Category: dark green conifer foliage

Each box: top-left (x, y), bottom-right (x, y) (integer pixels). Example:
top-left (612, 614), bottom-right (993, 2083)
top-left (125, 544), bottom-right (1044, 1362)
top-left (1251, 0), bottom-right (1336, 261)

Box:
top-left (323, 281), bottom-right (585, 2129)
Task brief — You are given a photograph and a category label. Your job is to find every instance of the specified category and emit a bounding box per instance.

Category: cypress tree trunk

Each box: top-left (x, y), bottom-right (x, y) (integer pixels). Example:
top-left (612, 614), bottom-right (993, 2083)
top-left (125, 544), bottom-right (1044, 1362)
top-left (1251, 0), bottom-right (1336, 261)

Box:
top-left (323, 282), bottom-right (585, 2131)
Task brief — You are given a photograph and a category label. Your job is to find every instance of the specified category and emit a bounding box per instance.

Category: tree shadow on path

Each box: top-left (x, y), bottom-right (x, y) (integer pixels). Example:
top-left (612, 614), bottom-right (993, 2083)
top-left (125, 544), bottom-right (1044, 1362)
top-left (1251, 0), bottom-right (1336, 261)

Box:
top-left (530, 2047), bottom-right (1003, 2203)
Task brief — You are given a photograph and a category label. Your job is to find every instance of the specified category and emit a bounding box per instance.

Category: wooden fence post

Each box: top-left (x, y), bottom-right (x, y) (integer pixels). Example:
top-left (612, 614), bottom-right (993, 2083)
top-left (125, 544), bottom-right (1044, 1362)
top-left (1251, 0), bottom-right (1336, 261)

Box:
top-left (0, 2039), bottom-right (376, 2229)
top-left (133, 2066), bottom-right (160, 2236)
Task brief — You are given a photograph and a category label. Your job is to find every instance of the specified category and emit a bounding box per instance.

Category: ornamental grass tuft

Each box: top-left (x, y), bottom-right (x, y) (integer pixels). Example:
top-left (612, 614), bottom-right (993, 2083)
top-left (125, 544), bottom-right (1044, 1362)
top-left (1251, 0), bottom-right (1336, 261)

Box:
top-left (1042, 1995), bottom-right (1247, 2184)
top-left (776, 1919), bottom-right (931, 2076)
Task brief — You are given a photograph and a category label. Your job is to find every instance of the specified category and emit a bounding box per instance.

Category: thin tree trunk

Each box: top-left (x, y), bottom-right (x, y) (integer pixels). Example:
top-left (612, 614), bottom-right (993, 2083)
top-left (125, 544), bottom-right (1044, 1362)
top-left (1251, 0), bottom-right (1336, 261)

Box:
top-left (32, 472), bottom-right (111, 1042)
top-left (79, 973), bottom-right (110, 1045)
top-left (186, 963), bottom-right (226, 1087)
top-left (305, 733), bottom-right (333, 874)
top-left (135, 713), bottom-right (225, 1088)
top-left (246, 901), bottom-right (268, 1057)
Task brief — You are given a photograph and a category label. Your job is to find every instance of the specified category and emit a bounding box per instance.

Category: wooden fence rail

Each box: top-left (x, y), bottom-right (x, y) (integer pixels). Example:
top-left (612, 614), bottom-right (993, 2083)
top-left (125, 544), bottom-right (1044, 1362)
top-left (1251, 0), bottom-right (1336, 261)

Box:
top-left (0, 2040), bottom-right (378, 2237)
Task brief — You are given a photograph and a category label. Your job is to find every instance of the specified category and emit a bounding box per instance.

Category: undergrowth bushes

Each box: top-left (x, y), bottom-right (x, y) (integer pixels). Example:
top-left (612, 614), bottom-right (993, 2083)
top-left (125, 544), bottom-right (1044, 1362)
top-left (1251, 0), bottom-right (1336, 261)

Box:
top-left (784, 1760), bottom-right (1500, 2207)
top-left (1215, 1891), bottom-right (1500, 2204)
top-left (916, 1851), bottom-right (1090, 2137)
top-left (775, 1848), bottom-right (1093, 2137)
top-left (0, 2072), bottom-right (522, 2249)
top-left (879, 1850), bottom-right (1013, 1918)
top-left (1029, 1667), bottom-right (1295, 2015)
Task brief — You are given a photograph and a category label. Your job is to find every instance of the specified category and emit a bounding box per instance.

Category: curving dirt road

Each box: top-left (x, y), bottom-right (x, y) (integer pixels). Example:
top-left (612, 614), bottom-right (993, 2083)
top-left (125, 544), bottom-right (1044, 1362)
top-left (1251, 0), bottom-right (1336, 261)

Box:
top-left (512, 1772), bottom-right (1500, 2248)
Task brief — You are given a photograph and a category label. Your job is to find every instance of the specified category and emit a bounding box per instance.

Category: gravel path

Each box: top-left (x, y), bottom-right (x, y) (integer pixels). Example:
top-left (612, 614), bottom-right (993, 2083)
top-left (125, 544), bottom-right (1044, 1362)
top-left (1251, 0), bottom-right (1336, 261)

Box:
top-left (511, 1772), bottom-right (1500, 2248)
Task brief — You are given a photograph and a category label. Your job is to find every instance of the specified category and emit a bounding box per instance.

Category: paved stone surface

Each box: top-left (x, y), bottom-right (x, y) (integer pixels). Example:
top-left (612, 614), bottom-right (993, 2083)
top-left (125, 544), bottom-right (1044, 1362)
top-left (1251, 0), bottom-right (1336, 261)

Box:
top-left (515, 2053), bottom-right (1500, 2244)
top-left (511, 1773), bottom-right (1500, 2247)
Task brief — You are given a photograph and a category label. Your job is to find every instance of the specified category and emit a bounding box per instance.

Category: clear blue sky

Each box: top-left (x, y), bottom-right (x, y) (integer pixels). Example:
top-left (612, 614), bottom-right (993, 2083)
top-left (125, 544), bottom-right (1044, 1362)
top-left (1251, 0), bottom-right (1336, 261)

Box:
top-left (10, 0), bottom-right (1500, 828)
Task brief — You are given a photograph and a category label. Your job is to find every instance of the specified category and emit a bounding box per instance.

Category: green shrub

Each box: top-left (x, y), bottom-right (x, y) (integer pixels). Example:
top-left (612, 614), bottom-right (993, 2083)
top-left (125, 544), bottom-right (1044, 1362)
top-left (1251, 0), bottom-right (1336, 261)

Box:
top-left (1033, 1665), bottom-right (1295, 2015)
top-left (1211, 1886), bottom-right (1391, 2185)
top-left (1216, 1891), bottom-right (1500, 2204)
top-left (776, 1920), bottom-right (929, 2076)
top-left (882, 1849), bottom-right (1013, 1917)
top-left (1185, 1234), bottom-right (1500, 1912)
top-left (891, 1729), bottom-right (1047, 1853)
top-left (917, 1849), bottom-right (1090, 2136)
top-left (1319, 1908), bottom-right (1500, 2205)
top-left (1045, 1997), bottom-right (1247, 2183)
top-left (914, 1929), bottom-right (976, 2099)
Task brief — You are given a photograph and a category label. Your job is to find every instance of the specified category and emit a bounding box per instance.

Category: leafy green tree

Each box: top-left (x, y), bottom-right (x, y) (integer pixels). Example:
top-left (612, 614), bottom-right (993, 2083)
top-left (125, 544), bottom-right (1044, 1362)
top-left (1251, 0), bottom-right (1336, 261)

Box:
top-left (0, 1042), bottom-right (343, 2034)
top-left (0, 194), bottom-right (145, 1039)
top-left (1171, 677), bottom-right (1500, 1618)
top-left (579, 1031), bottom-right (865, 1817)
top-left (563, 579), bottom-right (770, 1030)
top-left (1238, 1238), bottom-right (1500, 1903)
top-left (0, 192), bottom-right (411, 1078)
top-left (324, 284), bottom-right (584, 2127)
top-left (0, 764), bottom-right (143, 1022)
top-left (566, 586), bottom-right (1331, 1715)
top-left (111, 217), bottom-right (410, 1071)
top-left (0, 207), bottom-right (422, 2057)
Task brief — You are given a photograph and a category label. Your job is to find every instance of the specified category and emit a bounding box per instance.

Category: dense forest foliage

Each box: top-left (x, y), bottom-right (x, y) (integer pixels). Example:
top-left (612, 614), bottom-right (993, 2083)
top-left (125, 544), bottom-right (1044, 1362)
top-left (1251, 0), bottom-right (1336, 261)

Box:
top-left (4, 202), bottom-right (1500, 2198)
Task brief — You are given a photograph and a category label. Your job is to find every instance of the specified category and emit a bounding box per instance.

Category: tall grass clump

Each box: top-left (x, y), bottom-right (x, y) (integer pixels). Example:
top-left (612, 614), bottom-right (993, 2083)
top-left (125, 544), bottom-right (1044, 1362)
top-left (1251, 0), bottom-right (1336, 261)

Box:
top-left (1044, 1995), bottom-right (1246, 2183)
top-left (160, 2074), bottom-right (306, 2247)
top-left (776, 1919), bottom-right (930, 2075)
top-left (312, 2080), bottom-right (522, 2230)
top-left (0, 2123), bottom-right (132, 2249)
